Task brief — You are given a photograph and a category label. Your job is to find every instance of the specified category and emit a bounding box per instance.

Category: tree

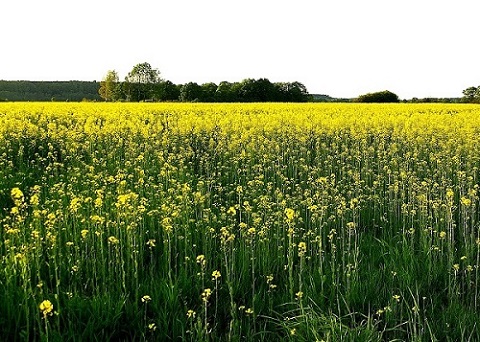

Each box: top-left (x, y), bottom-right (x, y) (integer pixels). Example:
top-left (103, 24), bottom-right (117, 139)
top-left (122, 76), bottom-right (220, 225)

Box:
top-left (126, 62), bottom-right (161, 84)
top-left (98, 70), bottom-right (119, 101)
top-left (179, 82), bottom-right (202, 102)
top-left (215, 81), bottom-right (237, 102)
top-left (235, 78), bottom-right (256, 102)
top-left (124, 62), bottom-right (162, 101)
top-left (200, 82), bottom-right (218, 102)
top-left (356, 90), bottom-right (399, 103)
top-left (153, 80), bottom-right (180, 101)
top-left (276, 82), bottom-right (310, 102)
top-left (462, 86), bottom-right (480, 103)
top-left (252, 78), bottom-right (275, 102)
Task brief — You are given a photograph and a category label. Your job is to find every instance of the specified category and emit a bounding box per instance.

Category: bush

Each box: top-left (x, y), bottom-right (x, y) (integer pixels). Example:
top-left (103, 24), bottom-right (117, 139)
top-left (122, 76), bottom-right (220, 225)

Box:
top-left (356, 90), bottom-right (399, 103)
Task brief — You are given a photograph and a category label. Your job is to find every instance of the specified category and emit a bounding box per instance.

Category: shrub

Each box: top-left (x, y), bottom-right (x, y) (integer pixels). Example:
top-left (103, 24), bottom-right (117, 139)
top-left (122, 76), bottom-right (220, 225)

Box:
top-left (356, 90), bottom-right (399, 103)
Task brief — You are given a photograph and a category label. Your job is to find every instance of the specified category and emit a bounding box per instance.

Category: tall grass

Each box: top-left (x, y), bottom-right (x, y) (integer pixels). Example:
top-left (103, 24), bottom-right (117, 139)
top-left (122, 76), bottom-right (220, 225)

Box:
top-left (1, 102), bottom-right (480, 341)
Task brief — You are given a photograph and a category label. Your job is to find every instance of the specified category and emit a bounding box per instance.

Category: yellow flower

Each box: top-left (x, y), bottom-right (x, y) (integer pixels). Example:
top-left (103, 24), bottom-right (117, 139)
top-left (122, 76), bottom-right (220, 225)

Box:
top-left (201, 288), bottom-right (212, 303)
top-left (284, 208), bottom-right (295, 221)
top-left (30, 193), bottom-right (40, 206)
top-left (39, 300), bottom-right (54, 318)
top-left (69, 197), bottom-right (82, 213)
top-left (141, 295), bottom-right (152, 303)
top-left (227, 206), bottom-right (236, 216)
top-left (94, 197), bottom-right (103, 208)
top-left (446, 189), bottom-right (454, 200)
top-left (298, 241), bottom-right (307, 257)
top-left (108, 236), bottom-right (119, 245)
top-left (461, 197), bottom-right (472, 207)
top-left (186, 309), bottom-right (196, 318)
top-left (196, 254), bottom-right (206, 266)
top-left (11, 187), bottom-right (24, 203)
top-left (212, 270), bottom-right (221, 280)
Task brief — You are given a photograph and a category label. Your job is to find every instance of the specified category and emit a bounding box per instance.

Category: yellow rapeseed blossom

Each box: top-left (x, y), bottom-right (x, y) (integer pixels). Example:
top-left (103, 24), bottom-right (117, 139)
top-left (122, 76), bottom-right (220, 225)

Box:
top-left (30, 193), bottom-right (40, 206)
top-left (227, 206), bottom-right (236, 216)
top-left (461, 197), bottom-right (472, 207)
top-left (284, 208), bottom-right (295, 221)
top-left (212, 270), bottom-right (221, 280)
top-left (39, 300), bottom-right (54, 318)
top-left (298, 241), bottom-right (307, 257)
top-left (11, 187), bottom-right (24, 204)
top-left (108, 236), bottom-right (119, 245)
top-left (196, 254), bottom-right (206, 266)
top-left (141, 295), bottom-right (152, 303)
top-left (69, 197), bottom-right (82, 213)
top-left (201, 288), bottom-right (212, 303)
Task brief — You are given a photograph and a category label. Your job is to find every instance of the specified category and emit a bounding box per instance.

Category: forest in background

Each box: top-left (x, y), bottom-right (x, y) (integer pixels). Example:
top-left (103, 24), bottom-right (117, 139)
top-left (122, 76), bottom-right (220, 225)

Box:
top-left (0, 81), bottom-right (101, 102)
top-left (0, 78), bottom-right (312, 103)
top-left (0, 79), bottom-right (467, 103)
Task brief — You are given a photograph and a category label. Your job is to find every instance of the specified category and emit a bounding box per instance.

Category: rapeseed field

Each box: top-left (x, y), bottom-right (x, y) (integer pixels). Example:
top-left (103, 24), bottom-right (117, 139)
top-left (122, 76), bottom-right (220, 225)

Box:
top-left (1, 102), bottom-right (480, 341)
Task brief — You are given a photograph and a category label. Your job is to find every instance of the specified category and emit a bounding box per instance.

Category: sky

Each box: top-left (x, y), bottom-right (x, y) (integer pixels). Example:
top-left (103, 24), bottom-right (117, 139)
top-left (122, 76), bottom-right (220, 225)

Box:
top-left (1, 0), bottom-right (479, 99)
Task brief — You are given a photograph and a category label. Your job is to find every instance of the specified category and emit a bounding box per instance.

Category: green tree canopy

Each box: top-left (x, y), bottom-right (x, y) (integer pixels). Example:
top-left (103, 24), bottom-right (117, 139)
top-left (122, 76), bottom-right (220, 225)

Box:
top-left (153, 80), bottom-right (180, 101)
top-left (200, 82), bottom-right (218, 102)
top-left (96, 64), bottom-right (312, 102)
top-left (179, 82), bottom-right (202, 102)
top-left (125, 62), bottom-right (162, 84)
top-left (462, 86), bottom-right (480, 103)
top-left (98, 70), bottom-right (119, 101)
top-left (356, 90), bottom-right (399, 103)
top-left (124, 62), bottom-right (163, 101)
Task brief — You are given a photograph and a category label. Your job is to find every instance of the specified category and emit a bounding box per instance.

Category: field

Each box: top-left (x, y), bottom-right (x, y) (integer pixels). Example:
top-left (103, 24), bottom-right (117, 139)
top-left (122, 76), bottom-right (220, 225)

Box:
top-left (1, 102), bottom-right (480, 341)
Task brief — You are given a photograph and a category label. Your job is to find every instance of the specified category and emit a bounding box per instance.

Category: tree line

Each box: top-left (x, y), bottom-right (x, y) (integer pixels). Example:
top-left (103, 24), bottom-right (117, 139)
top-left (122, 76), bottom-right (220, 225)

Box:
top-left (0, 80), bottom-right (101, 101)
top-left (1, 62), bottom-right (477, 103)
top-left (98, 62), bottom-right (311, 102)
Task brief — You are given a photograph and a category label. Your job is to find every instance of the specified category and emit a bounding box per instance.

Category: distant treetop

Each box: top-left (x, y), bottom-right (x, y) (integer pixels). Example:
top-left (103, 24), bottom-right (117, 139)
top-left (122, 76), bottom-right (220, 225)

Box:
top-left (355, 90), bottom-right (399, 103)
top-left (462, 86), bottom-right (480, 103)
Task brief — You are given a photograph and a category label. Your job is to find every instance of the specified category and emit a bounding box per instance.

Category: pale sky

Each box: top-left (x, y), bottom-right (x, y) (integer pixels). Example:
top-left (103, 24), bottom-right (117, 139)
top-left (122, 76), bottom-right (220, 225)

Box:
top-left (1, 0), bottom-right (479, 99)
